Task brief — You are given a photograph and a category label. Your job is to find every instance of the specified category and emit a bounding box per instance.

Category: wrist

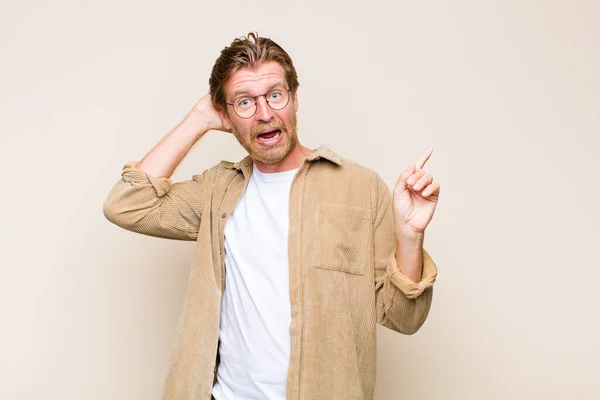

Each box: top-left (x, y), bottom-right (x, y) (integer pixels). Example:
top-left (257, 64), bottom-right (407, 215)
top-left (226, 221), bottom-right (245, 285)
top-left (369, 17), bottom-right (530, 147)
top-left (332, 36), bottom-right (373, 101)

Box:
top-left (395, 224), bottom-right (425, 240)
top-left (186, 109), bottom-right (211, 140)
top-left (394, 228), bottom-right (424, 283)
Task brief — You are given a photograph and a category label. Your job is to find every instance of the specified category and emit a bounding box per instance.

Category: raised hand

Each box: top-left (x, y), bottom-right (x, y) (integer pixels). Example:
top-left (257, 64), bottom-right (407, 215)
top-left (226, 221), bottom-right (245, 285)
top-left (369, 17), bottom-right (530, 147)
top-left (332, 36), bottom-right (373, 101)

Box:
top-left (393, 148), bottom-right (440, 234)
top-left (191, 94), bottom-right (231, 134)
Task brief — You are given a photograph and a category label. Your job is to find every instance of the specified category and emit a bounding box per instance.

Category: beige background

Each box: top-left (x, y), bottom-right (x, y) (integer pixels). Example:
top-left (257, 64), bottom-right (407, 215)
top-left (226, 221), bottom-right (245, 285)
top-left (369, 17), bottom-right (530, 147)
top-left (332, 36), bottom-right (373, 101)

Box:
top-left (1, 0), bottom-right (599, 399)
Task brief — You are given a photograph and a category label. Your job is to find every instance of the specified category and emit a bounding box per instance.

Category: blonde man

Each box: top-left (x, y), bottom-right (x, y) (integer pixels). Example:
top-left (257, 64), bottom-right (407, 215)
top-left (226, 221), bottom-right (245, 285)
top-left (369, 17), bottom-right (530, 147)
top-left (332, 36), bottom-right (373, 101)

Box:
top-left (104, 32), bottom-right (440, 400)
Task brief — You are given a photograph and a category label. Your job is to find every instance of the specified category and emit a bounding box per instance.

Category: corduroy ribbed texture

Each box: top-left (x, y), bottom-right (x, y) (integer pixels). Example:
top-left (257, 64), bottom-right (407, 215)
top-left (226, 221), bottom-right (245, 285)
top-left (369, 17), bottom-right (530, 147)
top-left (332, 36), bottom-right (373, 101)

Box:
top-left (103, 145), bottom-right (437, 400)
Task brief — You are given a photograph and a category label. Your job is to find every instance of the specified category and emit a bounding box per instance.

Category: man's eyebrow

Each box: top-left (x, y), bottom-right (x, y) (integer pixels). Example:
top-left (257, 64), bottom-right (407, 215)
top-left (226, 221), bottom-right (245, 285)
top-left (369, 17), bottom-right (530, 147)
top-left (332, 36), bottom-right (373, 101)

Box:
top-left (231, 83), bottom-right (286, 100)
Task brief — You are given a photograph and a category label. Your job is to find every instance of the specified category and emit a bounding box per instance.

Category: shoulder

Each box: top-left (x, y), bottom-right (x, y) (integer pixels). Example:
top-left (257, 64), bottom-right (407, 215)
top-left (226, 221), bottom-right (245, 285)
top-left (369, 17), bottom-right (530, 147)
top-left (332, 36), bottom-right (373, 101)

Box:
top-left (313, 145), bottom-right (379, 179)
top-left (190, 160), bottom-right (236, 184)
top-left (311, 151), bottom-right (390, 203)
top-left (339, 157), bottom-right (377, 176)
top-left (325, 155), bottom-right (386, 188)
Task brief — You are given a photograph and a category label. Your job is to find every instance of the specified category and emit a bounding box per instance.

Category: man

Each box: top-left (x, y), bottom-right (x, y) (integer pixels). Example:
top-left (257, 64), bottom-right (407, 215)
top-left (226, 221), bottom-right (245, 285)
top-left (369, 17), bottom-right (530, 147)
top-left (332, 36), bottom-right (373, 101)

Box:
top-left (104, 32), bottom-right (439, 400)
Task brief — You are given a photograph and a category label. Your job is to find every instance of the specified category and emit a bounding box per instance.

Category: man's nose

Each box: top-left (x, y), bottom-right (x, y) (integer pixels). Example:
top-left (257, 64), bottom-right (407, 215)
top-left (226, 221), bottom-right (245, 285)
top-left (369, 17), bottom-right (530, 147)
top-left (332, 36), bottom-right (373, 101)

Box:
top-left (254, 95), bottom-right (275, 122)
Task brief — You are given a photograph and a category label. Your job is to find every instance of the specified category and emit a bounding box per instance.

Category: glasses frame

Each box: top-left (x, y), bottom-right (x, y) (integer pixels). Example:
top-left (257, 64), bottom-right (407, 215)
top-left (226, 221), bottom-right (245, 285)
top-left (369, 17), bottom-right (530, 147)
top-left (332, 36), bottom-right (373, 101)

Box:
top-left (226, 88), bottom-right (292, 119)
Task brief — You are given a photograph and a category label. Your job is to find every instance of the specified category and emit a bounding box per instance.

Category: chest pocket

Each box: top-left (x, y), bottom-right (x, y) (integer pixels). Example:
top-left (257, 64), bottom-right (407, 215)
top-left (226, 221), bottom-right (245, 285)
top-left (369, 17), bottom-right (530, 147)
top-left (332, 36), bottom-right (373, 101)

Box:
top-left (313, 202), bottom-right (371, 275)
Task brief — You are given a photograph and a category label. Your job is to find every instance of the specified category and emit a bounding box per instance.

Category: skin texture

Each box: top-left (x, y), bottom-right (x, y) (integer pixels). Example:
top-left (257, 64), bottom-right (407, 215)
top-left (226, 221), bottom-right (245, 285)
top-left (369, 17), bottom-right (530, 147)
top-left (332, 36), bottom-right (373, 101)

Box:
top-left (214, 61), bottom-right (441, 282)
top-left (218, 62), bottom-right (313, 173)
top-left (393, 148), bottom-right (441, 282)
top-left (394, 147), bottom-right (441, 234)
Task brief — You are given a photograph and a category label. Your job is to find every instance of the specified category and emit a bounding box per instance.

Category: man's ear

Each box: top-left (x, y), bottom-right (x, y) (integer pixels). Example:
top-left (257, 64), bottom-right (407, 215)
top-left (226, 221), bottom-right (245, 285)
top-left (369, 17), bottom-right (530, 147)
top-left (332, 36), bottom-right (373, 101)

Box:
top-left (293, 90), bottom-right (299, 112)
top-left (219, 109), bottom-right (232, 130)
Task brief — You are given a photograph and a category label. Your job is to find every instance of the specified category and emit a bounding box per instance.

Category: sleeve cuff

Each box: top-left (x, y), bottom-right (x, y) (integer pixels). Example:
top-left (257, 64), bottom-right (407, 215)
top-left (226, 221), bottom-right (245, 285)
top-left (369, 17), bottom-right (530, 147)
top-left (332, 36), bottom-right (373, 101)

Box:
top-left (387, 248), bottom-right (438, 299)
top-left (121, 161), bottom-right (173, 197)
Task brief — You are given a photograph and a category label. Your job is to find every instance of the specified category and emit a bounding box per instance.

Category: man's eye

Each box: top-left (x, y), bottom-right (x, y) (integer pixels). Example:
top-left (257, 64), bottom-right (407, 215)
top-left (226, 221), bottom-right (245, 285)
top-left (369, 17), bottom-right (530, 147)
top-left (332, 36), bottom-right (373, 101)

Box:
top-left (269, 92), bottom-right (282, 100)
top-left (238, 99), bottom-right (252, 108)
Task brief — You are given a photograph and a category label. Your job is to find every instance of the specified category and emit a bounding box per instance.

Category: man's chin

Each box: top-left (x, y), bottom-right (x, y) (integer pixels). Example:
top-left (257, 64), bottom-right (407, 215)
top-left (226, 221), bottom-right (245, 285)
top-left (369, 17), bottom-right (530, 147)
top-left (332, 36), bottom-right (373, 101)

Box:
top-left (235, 127), bottom-right (298, 166)
top-left (251, 148), bottom-right (288, 165)
top-left (249, 140), bottom-right (294, 164)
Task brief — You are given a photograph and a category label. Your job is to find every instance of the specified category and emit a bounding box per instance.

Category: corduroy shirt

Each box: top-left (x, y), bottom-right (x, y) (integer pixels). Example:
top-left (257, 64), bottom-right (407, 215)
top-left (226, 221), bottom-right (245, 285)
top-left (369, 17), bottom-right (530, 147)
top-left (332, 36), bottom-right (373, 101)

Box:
top-left (103, 145), bottom-right (438, 400)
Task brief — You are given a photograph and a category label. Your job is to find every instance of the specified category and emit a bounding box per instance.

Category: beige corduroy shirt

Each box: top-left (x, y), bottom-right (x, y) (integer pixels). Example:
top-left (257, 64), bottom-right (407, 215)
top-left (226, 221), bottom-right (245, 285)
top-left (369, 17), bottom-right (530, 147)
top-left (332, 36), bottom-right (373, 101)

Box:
top-left (103, 145), bottom-right (438, 400)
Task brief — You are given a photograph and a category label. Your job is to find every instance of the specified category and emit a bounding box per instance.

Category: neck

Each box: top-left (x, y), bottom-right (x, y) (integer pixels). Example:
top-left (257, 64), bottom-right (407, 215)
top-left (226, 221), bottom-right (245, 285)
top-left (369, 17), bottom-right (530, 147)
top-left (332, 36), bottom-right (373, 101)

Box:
top-left (254, 144), bottom-right (314, 173)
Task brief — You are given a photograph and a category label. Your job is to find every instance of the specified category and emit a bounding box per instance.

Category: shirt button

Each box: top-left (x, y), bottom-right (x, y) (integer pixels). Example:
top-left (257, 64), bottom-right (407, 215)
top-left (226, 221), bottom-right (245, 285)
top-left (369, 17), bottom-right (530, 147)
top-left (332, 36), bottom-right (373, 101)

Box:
top-left (221, 212), bottom-right (227, 218)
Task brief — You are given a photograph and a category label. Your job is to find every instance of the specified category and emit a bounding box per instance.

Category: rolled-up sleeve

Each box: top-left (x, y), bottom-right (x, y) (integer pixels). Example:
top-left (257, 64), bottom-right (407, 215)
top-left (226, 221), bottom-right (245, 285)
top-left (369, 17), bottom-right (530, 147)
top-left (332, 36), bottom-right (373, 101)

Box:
top-left (372, 173), bottom-right (438, 334)
top-left (103, 162), bottom-right (212, 241)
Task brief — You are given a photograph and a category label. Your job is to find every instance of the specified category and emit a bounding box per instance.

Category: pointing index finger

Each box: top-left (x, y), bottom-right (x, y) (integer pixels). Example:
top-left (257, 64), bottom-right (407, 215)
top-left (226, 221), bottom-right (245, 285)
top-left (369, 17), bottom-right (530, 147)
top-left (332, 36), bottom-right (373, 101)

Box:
top-left (414, 147), bottom-right (434, 170)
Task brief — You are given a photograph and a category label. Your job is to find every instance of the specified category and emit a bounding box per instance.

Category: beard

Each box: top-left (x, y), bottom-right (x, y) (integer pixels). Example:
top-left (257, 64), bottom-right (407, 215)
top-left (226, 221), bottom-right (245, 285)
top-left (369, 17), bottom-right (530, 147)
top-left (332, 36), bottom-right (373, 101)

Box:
top-left (230, 112), bottom-right (298, 165)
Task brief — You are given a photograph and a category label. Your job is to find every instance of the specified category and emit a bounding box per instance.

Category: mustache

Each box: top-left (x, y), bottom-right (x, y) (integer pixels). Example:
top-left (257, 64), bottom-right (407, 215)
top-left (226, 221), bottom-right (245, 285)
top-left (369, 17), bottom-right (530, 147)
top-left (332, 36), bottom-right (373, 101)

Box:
top-left (251, 121), bottom-right (286, 137)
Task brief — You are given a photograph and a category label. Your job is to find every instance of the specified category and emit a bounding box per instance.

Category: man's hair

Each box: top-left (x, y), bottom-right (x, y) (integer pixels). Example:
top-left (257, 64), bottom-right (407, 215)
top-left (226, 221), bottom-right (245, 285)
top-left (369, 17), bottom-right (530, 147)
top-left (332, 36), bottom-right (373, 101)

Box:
top-left (209, 32), bottom-right (300, 112)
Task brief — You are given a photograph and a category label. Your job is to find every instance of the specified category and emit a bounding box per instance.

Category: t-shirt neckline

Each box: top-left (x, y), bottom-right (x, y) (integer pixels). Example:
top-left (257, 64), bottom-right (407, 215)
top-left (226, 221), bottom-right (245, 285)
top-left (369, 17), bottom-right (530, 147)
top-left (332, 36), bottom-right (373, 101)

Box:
top-left (252, 163), bottom-right (299, 183)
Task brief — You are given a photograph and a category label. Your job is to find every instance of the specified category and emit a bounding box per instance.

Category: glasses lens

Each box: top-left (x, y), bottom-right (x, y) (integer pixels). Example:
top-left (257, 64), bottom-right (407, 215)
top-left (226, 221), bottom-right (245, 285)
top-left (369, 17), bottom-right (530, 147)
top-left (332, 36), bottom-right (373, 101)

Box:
top-left (234, 97), bottom-right (256, 118)
top-left (232, 89), bottom-right (290, 118)
top-left (266, 89), bottom-right (289, 110)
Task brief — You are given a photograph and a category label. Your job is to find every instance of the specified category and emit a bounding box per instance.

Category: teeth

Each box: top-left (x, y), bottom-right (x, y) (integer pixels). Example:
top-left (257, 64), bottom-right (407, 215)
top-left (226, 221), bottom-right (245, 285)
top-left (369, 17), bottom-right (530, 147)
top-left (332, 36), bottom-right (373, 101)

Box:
top-left (258, 131), bottom-right (281, 141)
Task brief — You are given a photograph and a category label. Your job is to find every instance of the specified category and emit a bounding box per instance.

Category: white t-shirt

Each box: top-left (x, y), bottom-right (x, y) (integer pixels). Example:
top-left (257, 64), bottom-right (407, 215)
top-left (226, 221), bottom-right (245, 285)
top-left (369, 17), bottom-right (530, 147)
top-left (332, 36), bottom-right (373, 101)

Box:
top-left (212, 164), bottom-right (297, 400)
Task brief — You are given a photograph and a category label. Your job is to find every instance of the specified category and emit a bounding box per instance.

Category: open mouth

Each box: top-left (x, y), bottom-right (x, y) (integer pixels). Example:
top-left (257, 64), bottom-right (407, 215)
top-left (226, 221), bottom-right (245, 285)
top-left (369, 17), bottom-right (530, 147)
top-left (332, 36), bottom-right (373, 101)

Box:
top-left (256, 129), bottom-right (282, 145)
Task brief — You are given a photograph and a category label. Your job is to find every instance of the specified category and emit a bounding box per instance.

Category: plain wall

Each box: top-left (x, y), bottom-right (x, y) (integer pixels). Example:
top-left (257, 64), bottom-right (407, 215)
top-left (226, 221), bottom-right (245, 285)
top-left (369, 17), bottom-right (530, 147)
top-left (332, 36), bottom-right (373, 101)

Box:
top-left (1, 0), bottom-right (598, 398)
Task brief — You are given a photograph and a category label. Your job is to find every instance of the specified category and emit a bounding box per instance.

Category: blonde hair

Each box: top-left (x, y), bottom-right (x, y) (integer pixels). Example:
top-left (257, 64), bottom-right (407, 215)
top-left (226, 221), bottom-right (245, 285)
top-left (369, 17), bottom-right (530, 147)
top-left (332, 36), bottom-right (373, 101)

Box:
top-left (209, 32), bottom-right (299, 111)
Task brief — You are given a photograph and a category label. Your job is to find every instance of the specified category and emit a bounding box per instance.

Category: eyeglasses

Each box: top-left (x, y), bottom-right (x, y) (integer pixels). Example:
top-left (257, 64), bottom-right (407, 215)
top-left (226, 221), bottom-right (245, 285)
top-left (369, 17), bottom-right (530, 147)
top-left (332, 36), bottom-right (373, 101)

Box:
top-left (226, 88), bottom-right (292, 119)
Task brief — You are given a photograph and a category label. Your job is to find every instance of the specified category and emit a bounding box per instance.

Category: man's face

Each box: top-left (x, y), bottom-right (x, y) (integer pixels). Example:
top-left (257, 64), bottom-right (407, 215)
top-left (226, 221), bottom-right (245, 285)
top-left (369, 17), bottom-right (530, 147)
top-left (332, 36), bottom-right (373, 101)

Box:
top-left (220, 61), bottom-right (299, 166)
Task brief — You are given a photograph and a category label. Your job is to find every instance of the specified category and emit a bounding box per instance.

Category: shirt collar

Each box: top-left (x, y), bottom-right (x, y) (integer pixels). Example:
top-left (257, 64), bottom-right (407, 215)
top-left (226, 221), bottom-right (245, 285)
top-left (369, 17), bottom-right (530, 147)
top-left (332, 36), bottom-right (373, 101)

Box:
top-left (226, 145), bottom-right (343, 170)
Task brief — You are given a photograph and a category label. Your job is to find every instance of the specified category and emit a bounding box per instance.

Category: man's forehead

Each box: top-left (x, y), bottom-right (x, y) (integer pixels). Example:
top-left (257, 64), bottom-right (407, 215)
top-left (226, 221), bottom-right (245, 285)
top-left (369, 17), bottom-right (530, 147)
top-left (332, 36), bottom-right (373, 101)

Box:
top-left (227, 62), bottom-right (286, 97)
